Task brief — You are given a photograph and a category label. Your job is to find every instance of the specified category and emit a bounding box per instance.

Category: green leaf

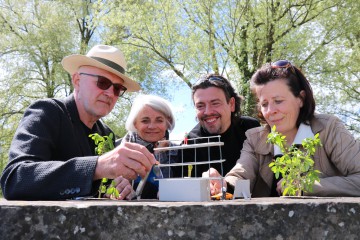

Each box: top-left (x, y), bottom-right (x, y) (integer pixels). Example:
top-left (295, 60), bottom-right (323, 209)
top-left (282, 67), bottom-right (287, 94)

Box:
top-left (267, 128), bottom-right (322, 196)
top-left (90, 133), bottom-right (116, 198)
top-left (102, 178), bottom-right (108, 183)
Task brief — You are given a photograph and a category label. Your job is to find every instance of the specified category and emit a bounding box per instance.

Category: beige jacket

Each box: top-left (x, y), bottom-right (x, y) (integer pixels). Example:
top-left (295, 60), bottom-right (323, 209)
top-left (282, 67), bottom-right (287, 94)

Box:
top-left (225, 114), bottom-right (360, 197)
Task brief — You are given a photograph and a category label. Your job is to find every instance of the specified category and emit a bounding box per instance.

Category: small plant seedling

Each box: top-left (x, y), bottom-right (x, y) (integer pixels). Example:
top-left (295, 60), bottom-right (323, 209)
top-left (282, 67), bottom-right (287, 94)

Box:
top-left (89, 133), bottom-right (120, 199)
top-left (267, 125), bottom-right (322, 196)
top-left (188, 165), bottom-right (193, 177)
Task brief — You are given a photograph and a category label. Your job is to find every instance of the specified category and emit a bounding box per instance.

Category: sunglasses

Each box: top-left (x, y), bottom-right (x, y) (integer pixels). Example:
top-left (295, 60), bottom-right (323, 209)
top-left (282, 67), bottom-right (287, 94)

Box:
top-left (271, 59), bottom-right (297, 74)
top-left (271, 59), bottom-right (292, 68)
top-left (79, 73), bottom-right (127, 97)
top-left (194, 75), bottom-right (227, 86)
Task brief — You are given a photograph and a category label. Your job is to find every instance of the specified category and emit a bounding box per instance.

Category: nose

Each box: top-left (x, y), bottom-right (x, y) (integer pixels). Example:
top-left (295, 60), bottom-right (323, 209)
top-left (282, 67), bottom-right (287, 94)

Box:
top-left (203, 104), bottom-right (213, 115)
top-left (147, 122), bottom-right (156, 129)
top-left (267, 102), bottom-right (278, 115)
top-left (103, 85), bottom-right (116, 97)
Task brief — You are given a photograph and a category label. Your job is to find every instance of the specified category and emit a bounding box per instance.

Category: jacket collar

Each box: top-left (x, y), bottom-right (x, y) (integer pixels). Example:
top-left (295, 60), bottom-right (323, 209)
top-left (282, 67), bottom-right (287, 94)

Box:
top-left (63, 94), bottom-right (92, 156)
top-left (310, 114), bottom-right (326, 134)
top-left (64, 94), bottom-right (81, 123)
top-left (260, 114), bottom-right (326, 156)
top-left (254, 125), bottom-right (273, 155)
top-left (256, 115), bottom-right (326, 191)
top-left (274, 123), bottom-right (315, 156)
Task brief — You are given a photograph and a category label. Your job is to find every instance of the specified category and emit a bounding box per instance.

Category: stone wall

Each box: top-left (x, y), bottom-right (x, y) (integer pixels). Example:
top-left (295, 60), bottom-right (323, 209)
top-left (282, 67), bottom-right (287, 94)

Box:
top-left (1, 197), bottom-right (359, 239)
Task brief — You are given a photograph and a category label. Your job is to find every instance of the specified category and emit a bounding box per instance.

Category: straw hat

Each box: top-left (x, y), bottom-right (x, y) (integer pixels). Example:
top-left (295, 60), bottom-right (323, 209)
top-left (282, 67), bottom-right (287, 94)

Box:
top-left (61, 45), bottom-right (140, 92)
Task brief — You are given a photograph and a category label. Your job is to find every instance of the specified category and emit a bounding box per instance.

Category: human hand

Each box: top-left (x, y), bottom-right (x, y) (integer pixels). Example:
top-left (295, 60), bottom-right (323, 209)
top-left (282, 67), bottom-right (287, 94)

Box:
top-left (276, 178), bottom-right (284, 196)
top-left (202, 167), bottom-right (227, 195)
top-left (104, 176), bottom-right (135, 200)
top-left (276, 179), bottom-right (302, 196)
top-left (156, 139), bottom-right (170, 148)
top-left (94, 142), bottom-right (157, 181)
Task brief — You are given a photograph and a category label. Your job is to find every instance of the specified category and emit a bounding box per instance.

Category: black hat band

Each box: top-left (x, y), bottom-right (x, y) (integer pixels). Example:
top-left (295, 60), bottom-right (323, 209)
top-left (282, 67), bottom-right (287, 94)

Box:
top-left (91, 56), bottom-right (125, 74)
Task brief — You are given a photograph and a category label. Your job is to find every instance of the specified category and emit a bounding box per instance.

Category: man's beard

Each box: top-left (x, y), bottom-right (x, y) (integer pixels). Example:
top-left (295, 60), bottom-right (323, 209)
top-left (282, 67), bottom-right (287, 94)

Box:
top-left (200, 115), bottom-right (222, 135)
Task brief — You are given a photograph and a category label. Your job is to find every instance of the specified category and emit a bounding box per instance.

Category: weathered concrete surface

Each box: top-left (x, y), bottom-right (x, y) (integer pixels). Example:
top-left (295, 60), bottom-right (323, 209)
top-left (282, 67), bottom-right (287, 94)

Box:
top-left (0, 197), bottom-right (359, 240)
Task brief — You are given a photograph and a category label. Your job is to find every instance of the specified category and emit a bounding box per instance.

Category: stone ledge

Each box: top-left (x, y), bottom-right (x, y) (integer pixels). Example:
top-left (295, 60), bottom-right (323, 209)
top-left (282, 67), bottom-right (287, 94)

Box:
top-left (1, 197), bottom-right (359, 239)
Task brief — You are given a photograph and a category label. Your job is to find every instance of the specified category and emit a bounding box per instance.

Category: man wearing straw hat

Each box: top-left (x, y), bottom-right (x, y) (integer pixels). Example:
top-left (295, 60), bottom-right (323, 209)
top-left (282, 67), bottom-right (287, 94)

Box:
top-left (1, 45), bottom-right (156, 200)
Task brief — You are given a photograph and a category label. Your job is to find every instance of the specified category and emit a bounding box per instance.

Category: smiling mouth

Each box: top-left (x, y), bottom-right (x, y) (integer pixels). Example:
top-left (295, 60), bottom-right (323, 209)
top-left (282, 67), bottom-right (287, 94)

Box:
top-left (145, 132), bottom-right (160, 134)
top-left (269, 118), bottom-right (283, 124)
top-left (202, 114), bottom-right (220, 124)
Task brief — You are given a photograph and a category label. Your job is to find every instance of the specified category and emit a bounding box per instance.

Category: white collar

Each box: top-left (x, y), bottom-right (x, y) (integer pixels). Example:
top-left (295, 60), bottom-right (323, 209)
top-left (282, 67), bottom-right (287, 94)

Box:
top-left (273, 123), bottom-right (314, 156)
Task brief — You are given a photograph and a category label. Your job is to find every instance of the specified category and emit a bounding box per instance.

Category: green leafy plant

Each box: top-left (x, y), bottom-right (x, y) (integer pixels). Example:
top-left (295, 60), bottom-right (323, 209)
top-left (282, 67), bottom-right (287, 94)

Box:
top-left (267, 125), bottom-right (322, 196)
top-left (89, 133), bottom-right (120, 199)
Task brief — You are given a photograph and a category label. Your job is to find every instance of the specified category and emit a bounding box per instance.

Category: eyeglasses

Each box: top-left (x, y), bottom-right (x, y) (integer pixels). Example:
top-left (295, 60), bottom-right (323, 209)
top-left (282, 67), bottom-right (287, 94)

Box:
top-left (207, 76), bottom-right (226, 82)
top-left (271, 59), bottom-right (293, 69)
top-left (270, 59), bottom-right (297, 74)
top-left (194, 75), bottom-right (227, 86)
top-left (79, 73), bottom-right (127, 97)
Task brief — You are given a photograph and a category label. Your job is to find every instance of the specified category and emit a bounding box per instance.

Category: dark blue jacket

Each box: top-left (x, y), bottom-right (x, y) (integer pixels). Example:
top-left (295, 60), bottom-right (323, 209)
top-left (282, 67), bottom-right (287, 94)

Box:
top-left (1, 94), bottom-right (113, 200)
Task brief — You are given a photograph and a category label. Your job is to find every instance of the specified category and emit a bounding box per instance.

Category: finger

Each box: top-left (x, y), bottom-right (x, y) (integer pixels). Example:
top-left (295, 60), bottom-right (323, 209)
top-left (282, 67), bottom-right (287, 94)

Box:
top-left (113, 175), bottom-right (126, 185)
top-left (114, 152), bottom-right (147, 179)
top-left (209, 181), bottom-right (217, 195)
top-left (113, 176), bottom-right (131, 192)
top-left (276, 179), bottom-right (283, 195)
top-left (95, 147), bottom-right (138, 180)
top-left (125, 142), bottom-right (157, 167)
top-left (203, 167), bottom-right (221, 178)
top-left (213, 180), bottom-right (222, 194)
top-left (103, 184), bottom-right (133, 200)
top-left (114, 163), bottom-right (138, 180)
top-left (210, 180), bottom-right (221, 195)
top-left (222, 179), bottom-right (228, 191)
top-left (126, 188), bottom-right (136, 200)
top-left (121, 158), bottom-right (147, 178)
top-left (202, 170), bottom-right (209, 178)
top-left (117, 184), bottom-right (133, 200)
top-left (208, 167), bottom-right (221, 177)
top-left (122, 142), bottom-right (156, 170)
top-left (103, 193), bottom-right (111, 199)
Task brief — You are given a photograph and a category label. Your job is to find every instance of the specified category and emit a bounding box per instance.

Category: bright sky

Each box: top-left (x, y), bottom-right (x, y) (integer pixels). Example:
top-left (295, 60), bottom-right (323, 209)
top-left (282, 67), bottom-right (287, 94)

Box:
top-left (168, 84), bottom-right (197, 141)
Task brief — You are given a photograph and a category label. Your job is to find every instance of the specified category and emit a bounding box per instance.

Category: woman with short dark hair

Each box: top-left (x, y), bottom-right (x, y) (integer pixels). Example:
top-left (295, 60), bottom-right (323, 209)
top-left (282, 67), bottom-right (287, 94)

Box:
top-left (207, 60), bottom-right (360, 197)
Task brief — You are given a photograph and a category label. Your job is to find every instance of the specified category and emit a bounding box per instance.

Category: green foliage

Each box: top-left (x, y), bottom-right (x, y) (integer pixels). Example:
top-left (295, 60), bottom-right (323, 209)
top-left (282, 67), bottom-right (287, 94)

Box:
top-left (89, 133), bottom-right (119, 199)
top-left (98, 0), bottom-right (360, 132)
top-left (267, 126), bottom-right (322, 196)
top-left (89, 132), bottom-right (115, 155)
top-left (0, 0), bottom-right (359, 194)
top-left (102, 97), bottom-right (133, 138)
top-left (0, 0), bottom-right (116, 185)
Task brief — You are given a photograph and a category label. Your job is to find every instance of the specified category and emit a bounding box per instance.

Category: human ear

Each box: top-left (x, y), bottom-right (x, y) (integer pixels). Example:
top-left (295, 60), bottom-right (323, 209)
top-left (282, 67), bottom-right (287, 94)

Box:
top-left (229, 97), bottom-right (235, 112)
top-left (72, 72), bottom-right (81, 89)
top-left (299, 90), bottom-right (306, 108)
